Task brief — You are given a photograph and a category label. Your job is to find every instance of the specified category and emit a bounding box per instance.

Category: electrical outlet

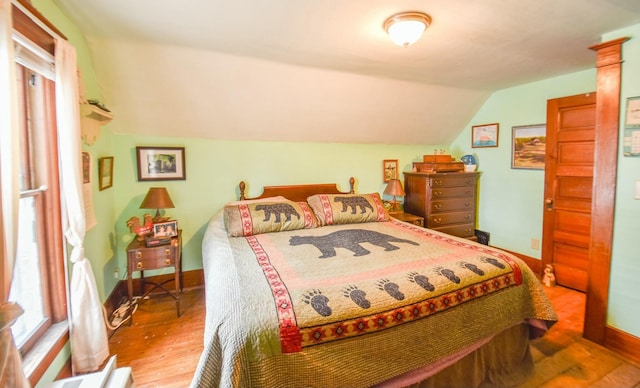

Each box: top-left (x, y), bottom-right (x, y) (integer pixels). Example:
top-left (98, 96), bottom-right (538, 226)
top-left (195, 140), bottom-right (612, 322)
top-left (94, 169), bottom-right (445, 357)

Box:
top-left (114, 267), bottom-right (120, 279)
top-left (531, 238), bottom-right (540, 250)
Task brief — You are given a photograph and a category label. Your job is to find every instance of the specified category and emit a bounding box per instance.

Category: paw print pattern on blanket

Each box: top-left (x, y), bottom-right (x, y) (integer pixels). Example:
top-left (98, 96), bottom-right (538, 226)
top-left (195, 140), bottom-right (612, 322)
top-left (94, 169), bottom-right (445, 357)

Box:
top-left (343, 285), bottom-right (371, 309)
top-left (377, 279), bottom-right (405, 301)
top-left (480, 256), bottom-right (505, 269)
top-left (302, 289), bottom-right (332, 317)
top-left (433, 266), bottom-right (461, 284)
top-left (458, 261), bottom-right (485, 276)
top-left (407, 271), bottom-right (435, 291)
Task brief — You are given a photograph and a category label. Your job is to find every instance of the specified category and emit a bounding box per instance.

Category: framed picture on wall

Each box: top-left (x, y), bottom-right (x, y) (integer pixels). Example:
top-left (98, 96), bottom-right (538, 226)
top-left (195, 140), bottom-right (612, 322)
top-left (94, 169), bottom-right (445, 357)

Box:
top-left (136, 146), bottom-right (186, 181)
top-left (98, 156), bottom-right (114, 190)
top-left (511, 124), bottom-right (546, 169)
top-left (383, 159), bottom-right (399, 182)
top-left (471, 123), bottom-right (499, 148)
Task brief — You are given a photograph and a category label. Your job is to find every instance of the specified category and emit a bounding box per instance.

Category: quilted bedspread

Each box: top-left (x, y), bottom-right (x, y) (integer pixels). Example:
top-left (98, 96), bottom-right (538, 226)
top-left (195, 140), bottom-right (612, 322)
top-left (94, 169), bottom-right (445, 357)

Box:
top-left (191, 212), bottom-right (557, 388)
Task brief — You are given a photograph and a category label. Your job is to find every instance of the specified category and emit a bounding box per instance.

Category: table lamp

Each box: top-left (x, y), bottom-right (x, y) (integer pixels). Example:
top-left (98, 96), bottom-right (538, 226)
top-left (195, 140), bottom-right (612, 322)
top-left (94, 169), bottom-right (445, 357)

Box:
top-left (140, 187), bottom-right (175, 223)
top-left (383, 179), bottom-right (406, 213)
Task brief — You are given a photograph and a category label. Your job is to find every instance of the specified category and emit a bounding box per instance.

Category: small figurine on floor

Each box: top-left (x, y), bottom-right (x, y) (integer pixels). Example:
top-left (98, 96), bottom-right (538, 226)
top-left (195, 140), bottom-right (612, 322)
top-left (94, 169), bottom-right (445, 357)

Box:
top-left (542, 264), bottom-right (556, 287)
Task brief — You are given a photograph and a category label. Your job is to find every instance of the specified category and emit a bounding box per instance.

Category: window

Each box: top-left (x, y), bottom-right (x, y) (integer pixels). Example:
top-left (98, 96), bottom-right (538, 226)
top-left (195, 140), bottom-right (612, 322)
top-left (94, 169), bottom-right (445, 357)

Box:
top-left (8, 50), bottom-right (66, 357)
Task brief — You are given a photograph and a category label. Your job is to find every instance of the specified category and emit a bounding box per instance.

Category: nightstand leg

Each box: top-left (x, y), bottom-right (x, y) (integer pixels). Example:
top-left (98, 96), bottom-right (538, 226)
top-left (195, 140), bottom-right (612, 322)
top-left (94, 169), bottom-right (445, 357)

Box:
top-left (175, 269), bottom-right (181, 317)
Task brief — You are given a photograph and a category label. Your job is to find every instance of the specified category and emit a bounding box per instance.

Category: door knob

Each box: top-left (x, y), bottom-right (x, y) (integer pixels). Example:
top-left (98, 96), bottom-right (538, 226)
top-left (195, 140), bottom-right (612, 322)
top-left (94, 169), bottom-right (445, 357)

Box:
top-left (545, 198), bottom-right (553, 211)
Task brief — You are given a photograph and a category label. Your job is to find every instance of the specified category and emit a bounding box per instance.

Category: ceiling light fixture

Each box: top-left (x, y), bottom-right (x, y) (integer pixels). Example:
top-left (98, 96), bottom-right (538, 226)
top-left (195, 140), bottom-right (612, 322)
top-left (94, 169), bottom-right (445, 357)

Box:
top-left (383, 11), bottom-right (432, 48)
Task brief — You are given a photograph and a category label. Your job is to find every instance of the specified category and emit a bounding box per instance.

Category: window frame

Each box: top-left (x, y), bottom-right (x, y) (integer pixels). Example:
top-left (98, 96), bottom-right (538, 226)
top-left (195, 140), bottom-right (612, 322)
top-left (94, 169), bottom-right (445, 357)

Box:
top-left (9, 1), bottom-right (69, 385)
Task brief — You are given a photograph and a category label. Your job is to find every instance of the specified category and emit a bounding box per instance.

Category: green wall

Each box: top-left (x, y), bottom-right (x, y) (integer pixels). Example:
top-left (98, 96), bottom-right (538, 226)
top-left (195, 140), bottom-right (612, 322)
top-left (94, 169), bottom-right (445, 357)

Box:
top-left (605, 25), bottom-right (640, 337)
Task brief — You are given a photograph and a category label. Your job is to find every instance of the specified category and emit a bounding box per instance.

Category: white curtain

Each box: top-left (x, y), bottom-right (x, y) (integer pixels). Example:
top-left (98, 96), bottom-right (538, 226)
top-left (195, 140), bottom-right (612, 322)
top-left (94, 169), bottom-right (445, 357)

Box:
top-left (55, 39), bottom-right (109, 373)
top-left (0, 0), bottom-right (30, 386)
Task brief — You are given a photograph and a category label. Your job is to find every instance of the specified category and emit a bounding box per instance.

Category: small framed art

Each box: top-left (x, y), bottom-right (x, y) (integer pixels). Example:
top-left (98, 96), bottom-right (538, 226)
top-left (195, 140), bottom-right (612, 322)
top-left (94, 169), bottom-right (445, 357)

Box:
top-left (383, 159), bottom-right (399, 182)
top-left (511, 124), bottom-right (546, 169)
top-left (98, 156), bottom-right (114, 191)
top-left (471, 123), bottom-right (499, 148)
top-left (153, 220), bottom-right (178, 238)
top-left (136, 146), bottom-right (186, 181)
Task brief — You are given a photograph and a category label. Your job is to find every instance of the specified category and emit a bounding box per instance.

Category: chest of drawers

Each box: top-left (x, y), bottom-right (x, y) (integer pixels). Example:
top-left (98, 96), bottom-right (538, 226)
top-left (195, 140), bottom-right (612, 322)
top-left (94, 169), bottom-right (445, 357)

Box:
top-left (403, 172), bottom-right (479, 240)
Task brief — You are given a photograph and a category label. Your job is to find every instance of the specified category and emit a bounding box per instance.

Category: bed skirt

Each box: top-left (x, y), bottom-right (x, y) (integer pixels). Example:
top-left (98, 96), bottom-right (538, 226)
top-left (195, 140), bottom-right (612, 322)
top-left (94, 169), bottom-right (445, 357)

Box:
top-left (378, 323), bottom-right (533, 388)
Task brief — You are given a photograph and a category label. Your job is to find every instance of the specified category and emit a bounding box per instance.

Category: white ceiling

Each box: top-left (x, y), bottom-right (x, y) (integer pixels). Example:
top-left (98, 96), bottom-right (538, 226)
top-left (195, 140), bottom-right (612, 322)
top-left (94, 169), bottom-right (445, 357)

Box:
top-left (52, 0), bottom-right (640, 145)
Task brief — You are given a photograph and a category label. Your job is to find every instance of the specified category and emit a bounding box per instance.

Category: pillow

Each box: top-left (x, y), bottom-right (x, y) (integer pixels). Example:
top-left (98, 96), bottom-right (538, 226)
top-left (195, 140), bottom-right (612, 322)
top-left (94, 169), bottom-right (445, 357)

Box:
top-left (224, 200), bottom-right (317, 237)
top-left (306, 193), bottom-right (390, 226)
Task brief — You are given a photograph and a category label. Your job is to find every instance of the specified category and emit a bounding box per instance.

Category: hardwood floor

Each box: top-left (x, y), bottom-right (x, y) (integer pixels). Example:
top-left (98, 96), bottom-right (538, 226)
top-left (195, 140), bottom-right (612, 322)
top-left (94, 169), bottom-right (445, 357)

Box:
top-left (108, 285), bottom-right (640, 387)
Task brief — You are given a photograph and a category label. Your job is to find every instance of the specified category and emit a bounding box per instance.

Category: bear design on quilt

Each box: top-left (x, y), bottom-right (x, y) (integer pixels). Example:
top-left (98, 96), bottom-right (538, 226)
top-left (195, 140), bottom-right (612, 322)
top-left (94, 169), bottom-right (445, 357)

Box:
top-left (254, 203), bottom-right (300, 223)
top-left (333, 196), bottom-right (374, 214)
top-left (289, 229), bottom-right (419, 258)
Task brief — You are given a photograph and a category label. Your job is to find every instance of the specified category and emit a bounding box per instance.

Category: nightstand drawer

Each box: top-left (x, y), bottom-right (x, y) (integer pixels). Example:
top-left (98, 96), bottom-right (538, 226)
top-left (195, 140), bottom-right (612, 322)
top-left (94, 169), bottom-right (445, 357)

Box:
top-left (426, 211), bottom-right (474, 226)
top-left (129, 246), bottom-right (177, 271)
top-left (430, 198), bottom-right (474, 213)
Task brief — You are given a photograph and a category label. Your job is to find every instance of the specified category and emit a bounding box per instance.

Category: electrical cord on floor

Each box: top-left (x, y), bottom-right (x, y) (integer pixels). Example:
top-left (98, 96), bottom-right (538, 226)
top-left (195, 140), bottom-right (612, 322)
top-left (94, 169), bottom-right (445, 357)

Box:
top-left (103, 296), bottom-right (141, 332)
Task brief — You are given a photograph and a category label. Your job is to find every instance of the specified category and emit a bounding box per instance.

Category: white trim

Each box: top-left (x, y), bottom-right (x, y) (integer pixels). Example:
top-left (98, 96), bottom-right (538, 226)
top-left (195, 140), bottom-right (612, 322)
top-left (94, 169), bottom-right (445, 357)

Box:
top-left (13, 31), bottom-right (54, 79)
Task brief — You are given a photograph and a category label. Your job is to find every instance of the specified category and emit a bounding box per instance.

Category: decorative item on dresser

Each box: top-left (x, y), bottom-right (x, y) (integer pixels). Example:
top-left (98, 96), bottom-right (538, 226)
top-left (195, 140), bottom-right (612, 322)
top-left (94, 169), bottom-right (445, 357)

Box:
top-left (403, 171), bottom-right (479, 240)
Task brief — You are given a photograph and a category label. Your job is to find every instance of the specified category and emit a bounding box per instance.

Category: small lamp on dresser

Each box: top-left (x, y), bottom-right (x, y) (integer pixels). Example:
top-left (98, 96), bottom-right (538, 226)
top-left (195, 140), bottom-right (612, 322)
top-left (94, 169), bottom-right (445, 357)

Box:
top-left (140, 187), bottom-right (175, 223)
top-left (384, 178), bottom-right (406, 213)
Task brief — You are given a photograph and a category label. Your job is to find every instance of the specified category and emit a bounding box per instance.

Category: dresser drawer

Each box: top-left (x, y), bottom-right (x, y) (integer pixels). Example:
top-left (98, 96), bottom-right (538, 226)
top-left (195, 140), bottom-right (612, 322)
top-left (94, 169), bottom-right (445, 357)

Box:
top-left (430, 198), bottom-right (475, 213)
top-left (128, 246), bottom-right (177, 271)
top-left (430, 186), bottom-right (475, 199)
top-left (429, 175), bottom-right (477, 188)
top-left (432, 223), bottom-right (476, 238)
top-left (426, 211), bottom-right (475, 227)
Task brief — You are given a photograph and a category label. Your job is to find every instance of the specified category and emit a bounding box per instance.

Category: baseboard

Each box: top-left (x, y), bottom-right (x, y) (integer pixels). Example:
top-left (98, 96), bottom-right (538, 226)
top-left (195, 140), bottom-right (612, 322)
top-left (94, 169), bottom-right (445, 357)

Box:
top-left (605, 325), bottom-right (640, 365)
top-left (104, 269), bottom-right (204, 326)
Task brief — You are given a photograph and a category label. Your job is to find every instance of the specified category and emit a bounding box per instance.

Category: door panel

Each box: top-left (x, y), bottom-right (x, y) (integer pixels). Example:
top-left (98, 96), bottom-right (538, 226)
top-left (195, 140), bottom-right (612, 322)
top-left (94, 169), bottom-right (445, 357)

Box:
top-left (542, 92), bottom-right (596, 292)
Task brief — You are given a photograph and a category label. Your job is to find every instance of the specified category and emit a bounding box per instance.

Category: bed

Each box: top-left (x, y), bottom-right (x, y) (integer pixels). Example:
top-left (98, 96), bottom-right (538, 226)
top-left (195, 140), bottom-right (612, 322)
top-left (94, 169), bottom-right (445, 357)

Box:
top-left (190, 178), bottom-right (557, 388)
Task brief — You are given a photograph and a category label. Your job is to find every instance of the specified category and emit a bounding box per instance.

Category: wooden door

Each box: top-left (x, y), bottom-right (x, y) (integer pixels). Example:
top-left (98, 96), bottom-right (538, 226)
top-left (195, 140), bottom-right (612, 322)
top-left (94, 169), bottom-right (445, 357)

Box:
top-left (542, 92), bottom-right (596, 292)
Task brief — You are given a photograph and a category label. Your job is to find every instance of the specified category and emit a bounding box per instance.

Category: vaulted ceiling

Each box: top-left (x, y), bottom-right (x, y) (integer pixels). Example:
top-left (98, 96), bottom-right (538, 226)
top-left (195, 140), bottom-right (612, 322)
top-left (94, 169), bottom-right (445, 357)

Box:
top-left (52, 0), bottom-right (640, 144)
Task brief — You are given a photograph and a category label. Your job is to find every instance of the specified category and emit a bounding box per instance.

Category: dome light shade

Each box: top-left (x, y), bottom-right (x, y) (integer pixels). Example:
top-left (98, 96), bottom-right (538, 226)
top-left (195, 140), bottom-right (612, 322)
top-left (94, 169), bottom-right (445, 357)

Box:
top-left (384, 12), bottom-right (432, 47)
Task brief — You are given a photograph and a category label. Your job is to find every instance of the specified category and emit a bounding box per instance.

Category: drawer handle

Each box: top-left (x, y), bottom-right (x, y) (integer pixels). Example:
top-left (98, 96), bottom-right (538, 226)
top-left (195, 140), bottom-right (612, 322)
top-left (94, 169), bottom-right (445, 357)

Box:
top-left (165, 248), bottom-right (171, 255)
top-left (136, 261), bottom-right (143, 269)
top-left (136, 252), bottom-right (142, 259)
top-left (434, 191), bottom-right (442, 197)
top-left (433, 217), bottom-right (442, 224)
top-left (165, 258), bottom-right (171, 266)
top-left (434, 204), bottom-right (442, 210)
top-left (433, 180), bottom-right (442, 186)
top-left (465, 214), bottom-right (471, 220)
top-left (465, 179), bottom-right (472, 185)
top-left (465, 202), bottom-right (471, 208)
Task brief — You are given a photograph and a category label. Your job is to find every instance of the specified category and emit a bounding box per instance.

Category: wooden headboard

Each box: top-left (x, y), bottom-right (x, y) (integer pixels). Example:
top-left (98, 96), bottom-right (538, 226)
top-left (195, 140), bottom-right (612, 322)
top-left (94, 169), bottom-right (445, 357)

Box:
top-left (239, 177), bottom-right (355, 203)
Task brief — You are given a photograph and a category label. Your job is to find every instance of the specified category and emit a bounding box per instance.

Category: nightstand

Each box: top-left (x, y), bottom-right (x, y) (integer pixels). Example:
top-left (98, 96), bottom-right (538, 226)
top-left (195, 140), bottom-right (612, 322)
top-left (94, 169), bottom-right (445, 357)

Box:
top-left (126, 231), bottom-right (182, 319)
top-left (390, 211), bottom-right (424, 227)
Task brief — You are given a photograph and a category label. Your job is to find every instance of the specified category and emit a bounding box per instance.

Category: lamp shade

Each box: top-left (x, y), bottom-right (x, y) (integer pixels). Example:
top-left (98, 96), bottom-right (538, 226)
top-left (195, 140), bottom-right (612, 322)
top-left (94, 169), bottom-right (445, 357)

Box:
top-left (140, 187), bottom-right (175, 222)
top-left (384, 179), bottom-right (406, 197)
top-left (384, 12), bottom-right (432, 47)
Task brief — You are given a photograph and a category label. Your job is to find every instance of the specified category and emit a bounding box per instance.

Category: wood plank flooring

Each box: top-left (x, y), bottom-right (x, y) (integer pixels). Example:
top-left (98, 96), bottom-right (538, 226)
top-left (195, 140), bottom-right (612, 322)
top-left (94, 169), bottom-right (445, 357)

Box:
top-left (107, 285), bottom-right (640, 387)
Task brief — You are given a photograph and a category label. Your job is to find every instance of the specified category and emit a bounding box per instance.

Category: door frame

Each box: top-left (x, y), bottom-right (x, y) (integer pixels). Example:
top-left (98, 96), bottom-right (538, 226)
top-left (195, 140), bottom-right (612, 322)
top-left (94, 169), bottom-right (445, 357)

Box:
top-left (581, 37), bottom-right (627, 344)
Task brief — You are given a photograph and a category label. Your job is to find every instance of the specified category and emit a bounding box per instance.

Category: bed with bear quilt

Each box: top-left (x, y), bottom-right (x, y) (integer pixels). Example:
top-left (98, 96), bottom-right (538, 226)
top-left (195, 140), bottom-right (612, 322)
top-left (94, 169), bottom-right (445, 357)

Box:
top-left (190, 180), bottom-right (557, 388)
